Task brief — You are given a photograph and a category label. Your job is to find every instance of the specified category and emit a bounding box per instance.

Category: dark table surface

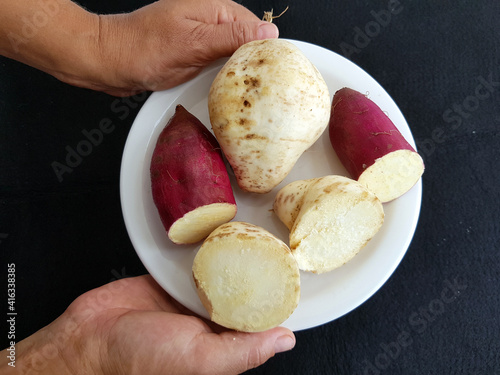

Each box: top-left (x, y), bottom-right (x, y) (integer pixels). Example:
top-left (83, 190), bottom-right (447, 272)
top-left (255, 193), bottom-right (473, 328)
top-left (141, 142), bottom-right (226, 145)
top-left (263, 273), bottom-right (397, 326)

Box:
top-left (2, 1), bottom-right (499, 374)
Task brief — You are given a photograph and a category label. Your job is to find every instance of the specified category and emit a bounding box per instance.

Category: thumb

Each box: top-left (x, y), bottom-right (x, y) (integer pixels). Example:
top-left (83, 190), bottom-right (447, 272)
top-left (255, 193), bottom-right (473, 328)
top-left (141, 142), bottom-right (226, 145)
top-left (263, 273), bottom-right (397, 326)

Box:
top-left (203, 20), bottom-right (279, 58)
top-left (198, 327), bottom-right (295, 374)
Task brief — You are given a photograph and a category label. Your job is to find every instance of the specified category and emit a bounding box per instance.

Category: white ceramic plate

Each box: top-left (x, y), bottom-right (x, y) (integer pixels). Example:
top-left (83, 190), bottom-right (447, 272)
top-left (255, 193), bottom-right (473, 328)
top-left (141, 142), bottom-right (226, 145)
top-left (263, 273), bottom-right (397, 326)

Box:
top-left (120, 39), bottom-right (422, 332)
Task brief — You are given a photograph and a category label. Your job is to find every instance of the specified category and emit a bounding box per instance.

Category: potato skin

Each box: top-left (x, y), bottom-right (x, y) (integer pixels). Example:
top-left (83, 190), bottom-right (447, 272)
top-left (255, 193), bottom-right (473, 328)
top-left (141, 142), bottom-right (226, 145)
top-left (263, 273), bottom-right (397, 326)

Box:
top-left (209, 39), bottom-right (330, 193)
top-left (329, 87), bottom-right (424, 202)
top-left (150, 105), bottom-right (236, 243)
top-left (272, 178), bottom-right (318, 231)
top-left (329, 87), bottom-right (417, 179)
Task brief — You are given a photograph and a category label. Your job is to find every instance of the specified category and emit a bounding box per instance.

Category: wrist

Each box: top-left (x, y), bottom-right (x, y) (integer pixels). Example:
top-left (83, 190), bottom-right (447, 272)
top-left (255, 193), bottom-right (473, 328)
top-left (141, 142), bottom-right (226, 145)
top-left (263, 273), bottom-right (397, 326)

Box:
top-left (0, 312), bottom-right (101, 375)
top-left (1, 323), bottom-right (73, 374)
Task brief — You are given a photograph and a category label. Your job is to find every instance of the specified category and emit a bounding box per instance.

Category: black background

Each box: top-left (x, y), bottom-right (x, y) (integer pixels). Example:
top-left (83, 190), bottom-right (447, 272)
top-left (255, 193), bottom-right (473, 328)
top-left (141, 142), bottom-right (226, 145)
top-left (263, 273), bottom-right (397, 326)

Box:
top-left (1, 0), bottom-right (499, 374)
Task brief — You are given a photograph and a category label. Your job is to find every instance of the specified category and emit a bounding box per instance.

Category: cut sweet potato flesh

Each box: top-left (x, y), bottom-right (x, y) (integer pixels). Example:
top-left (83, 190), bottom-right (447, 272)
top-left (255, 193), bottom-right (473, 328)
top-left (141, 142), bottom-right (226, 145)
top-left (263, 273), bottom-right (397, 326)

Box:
top-left (192, 222), bottom-right (300, 332)
top-left (358, 149), bottom-right (424, 202)
top-left (168, 203), bottom-right (237, 244)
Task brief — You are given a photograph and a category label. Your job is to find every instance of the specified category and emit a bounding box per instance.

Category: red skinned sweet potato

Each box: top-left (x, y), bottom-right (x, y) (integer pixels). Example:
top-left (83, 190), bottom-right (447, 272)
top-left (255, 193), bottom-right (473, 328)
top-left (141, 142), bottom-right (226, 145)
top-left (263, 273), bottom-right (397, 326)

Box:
top-left (329, 88), bottom-right (424, 202)
top-left (150, 105), bottom-right (237, 244)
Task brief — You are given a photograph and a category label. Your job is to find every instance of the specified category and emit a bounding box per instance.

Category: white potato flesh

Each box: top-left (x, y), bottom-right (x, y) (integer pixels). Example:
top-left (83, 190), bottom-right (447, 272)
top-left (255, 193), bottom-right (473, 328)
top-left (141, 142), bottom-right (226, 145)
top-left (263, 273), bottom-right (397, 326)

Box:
top-left (275, 175), bottom-right (384, 274)
top-left (192, 221), bottom-right (300, 332)
top-left (358, 149), bottom-right (424, 203)
top-left (168, 203), bottom-right (237, 244)
top-left (208, 39), bottom-right (331, 193)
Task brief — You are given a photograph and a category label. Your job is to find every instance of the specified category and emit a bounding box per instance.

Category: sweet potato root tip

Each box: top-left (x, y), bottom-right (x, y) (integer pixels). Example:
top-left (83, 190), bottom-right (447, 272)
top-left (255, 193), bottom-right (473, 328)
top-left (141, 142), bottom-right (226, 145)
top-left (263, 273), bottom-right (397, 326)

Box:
top-left (262, 6), bottom-right (289, 22)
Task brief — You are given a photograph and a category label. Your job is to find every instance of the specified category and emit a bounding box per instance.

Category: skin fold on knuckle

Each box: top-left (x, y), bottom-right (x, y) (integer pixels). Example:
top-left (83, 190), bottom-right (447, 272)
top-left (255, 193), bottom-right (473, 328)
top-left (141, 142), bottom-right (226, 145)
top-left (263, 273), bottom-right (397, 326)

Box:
top-left (230, 21), bottom-right (253, 49)
top-left (186, 23), bottom-right (220, 60)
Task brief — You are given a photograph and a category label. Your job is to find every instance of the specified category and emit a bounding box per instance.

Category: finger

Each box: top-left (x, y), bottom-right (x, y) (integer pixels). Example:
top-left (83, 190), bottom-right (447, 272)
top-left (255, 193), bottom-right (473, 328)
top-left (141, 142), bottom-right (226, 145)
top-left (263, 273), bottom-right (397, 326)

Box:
top-left (198, 20), bottom-right (279, 60)
top-left (218, 0), bottom-right (262, 23)
top-left (183, 0), bottom-right (261, 24)
top-left (193, 327), bottom-right (295, 374)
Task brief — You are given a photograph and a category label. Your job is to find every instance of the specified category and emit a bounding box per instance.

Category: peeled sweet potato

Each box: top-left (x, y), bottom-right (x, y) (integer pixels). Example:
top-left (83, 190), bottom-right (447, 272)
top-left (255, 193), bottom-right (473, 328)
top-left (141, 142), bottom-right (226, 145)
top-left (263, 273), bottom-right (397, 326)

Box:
top-left (192, 221), bottom-right (300, 332)
top-left (274, 175), bottom-right (384, 274)
top-left (208, 39), bottom-right (331, 193)
top-left (150, 105), bottom-right (237, 245)
top-left (329, 88), bottom-right (424, 202)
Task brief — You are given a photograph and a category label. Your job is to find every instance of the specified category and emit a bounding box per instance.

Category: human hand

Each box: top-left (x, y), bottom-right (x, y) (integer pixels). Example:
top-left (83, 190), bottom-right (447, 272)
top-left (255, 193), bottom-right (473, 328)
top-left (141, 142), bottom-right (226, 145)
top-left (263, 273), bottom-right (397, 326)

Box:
top-left (82, 0), bottom-right (279, 96)
top-left (3, 275), bottom-right (295, 375)
top-left (0, 0), bottom-right (278, 97)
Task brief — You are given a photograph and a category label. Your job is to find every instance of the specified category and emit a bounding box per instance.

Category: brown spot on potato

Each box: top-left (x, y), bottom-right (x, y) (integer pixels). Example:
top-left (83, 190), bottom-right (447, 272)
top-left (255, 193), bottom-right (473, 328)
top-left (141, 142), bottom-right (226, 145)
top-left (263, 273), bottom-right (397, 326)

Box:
top-left (212, 232), bottom-right (233, 240)
top-left (243, 77), bottom-right (260, 87)
top-left (237, 233), bottom-right (253, 240)
top-left (249, 58), bottom-right (266, 67)
top-left (244, 133), bottom-right (267, 140)
top-left (193, 274), bottom-right (200, 288)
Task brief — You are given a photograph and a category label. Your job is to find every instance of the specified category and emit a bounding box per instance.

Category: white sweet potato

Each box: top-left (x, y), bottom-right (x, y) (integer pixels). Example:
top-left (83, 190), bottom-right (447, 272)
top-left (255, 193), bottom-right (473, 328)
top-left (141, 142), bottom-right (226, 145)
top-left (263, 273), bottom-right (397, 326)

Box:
top-left (208, 39), bottom-right (331, 193)
top-left (272, 177), bottom-right (319, 231)
top-left (274, 175), bottom-right (384, 274)
top-left (192, 221), bottom-right (300, 332)
top-left (329, 88), bottom-right (424, 202)
top-left (150, 105), bottom-right (237, 245)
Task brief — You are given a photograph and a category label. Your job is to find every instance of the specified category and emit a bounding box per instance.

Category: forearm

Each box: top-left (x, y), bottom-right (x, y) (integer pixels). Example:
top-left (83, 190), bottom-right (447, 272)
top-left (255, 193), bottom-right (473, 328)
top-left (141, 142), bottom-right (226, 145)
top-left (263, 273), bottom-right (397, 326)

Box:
top-left (0, 0), bottom-right (100, 87)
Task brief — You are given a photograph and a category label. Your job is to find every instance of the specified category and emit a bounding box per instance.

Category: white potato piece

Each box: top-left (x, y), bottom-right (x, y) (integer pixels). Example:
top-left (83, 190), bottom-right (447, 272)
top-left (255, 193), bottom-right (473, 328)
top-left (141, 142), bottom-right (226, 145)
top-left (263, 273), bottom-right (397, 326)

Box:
top-left (208, 39), bottom-right (331, 193)
top-left (192, 221), bottom-right (300, 332)
top-left (272, 178), bottom-right (319, 231)
top-left (274, 175), bottom-right (384, 273)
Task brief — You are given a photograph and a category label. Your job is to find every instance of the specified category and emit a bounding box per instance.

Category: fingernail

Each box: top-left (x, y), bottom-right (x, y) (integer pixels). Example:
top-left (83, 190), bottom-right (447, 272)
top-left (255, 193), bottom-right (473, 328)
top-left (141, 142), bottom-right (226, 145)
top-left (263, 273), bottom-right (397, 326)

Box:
top-left (274, 335), bottom-right (295, 353)
top-left (257, 22), bottom-right (279, 40)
